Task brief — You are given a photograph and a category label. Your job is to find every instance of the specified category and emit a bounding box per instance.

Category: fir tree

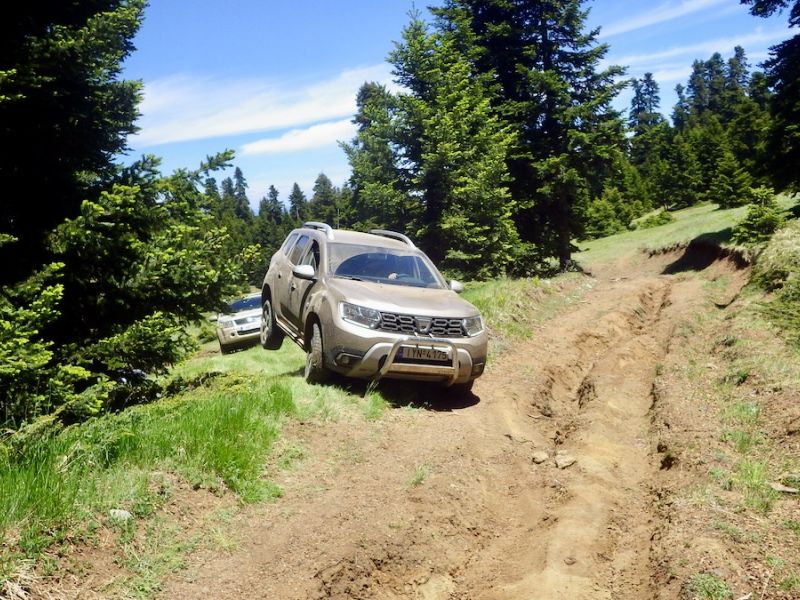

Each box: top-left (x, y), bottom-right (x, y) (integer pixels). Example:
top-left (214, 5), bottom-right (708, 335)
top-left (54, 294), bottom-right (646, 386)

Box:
top-left (709, 149), bottom-right (753, 208)
top-left (435, 0), bottom-right (628, 270)
top-left (343, 82), bottom-right (413, 232)
top-left (288, 183), bottom-right (308, 223)
top-left (743, 0), bottom-right (800, 191)
top-left (309, 173), bottom-right (340, 227)
top-left (0, 0), bottom-right (145, 284)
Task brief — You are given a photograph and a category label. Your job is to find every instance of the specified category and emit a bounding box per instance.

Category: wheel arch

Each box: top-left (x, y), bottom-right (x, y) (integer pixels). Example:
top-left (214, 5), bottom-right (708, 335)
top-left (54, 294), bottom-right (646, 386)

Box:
top-left (303, 312), bottom-right (321, 352)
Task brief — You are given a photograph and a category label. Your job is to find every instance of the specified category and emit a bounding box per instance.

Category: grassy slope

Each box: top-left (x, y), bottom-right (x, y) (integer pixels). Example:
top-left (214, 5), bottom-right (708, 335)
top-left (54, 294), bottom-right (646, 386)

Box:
top-left (575, 197), bottom-right (798, 267)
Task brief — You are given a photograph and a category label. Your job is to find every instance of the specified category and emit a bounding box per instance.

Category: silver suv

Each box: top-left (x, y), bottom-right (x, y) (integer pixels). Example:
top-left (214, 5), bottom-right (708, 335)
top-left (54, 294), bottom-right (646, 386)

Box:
top-left (259, 222), bottom-right (487, 394)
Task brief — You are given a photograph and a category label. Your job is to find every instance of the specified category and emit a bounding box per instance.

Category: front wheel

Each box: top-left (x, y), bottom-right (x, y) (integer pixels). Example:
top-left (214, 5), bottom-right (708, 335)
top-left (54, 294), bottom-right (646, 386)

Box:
top-left (260, 297), bottom-right (284, 350)
top-left (305, 322), bottom-right (331, 384)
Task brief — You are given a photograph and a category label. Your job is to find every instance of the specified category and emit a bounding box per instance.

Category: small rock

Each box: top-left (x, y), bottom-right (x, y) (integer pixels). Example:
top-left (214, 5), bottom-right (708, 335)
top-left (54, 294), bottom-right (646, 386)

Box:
top-left (564, 556), bottom-right (576, 565)
top-left (109, 508), bottom-right (133, 521)
top-left (770, 482), bottom-right (799, 494)
top-left (555, 452), bottom-right (576, 469)
top-left (532, 451), bottom-right (549, 464)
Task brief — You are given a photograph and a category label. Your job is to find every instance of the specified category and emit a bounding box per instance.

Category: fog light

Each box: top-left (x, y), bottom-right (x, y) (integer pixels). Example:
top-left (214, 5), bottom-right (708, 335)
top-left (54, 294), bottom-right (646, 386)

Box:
top-left (471, 362), bottom-right (485, 376)
top-left (336, 352), bottom-right (362, 367)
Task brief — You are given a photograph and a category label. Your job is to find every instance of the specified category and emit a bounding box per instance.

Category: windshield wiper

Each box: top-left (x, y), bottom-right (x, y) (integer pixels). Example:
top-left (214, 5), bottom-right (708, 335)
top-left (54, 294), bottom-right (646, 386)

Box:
top-left (335, 275), bottom-right (365, 282)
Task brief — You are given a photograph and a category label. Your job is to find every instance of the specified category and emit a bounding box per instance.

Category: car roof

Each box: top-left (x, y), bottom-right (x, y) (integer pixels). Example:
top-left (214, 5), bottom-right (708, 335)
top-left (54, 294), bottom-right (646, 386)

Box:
top-left (298, 227), bottom-right (415, 251)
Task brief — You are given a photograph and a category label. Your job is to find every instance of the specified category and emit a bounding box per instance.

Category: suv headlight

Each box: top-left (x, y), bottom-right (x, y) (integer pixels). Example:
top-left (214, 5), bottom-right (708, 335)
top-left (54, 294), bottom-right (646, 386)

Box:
top-left (340, 302), bottom-right (381, 329)
top-left (463, 315), bottom-right (484, 337)
top-left (218, 317), bottom-right (234, 328)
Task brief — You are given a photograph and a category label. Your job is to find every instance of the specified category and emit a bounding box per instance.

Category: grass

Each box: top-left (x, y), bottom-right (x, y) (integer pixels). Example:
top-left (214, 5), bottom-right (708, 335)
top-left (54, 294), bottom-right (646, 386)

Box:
top-left (408, 463), bottom-right (431, 487)
top-left (685, 573), bottom-right (733, 599)
top-left (575, 197), bottom-right (798, 267)
top-left (0, 376), bottom-right (299, 586)
top-left (463, 273), bottom-right (591, 354)
top-left (0, 336), bottom-right (396, 590)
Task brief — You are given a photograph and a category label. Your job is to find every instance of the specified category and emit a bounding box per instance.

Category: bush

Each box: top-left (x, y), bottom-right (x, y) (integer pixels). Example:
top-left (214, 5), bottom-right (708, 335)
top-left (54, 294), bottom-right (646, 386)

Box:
top-left (731, 187), bottom-right (785, 246)
top-left (634, 209), bottom-right (675, 230)
top-left (0, 238), bottom-right (109, 427)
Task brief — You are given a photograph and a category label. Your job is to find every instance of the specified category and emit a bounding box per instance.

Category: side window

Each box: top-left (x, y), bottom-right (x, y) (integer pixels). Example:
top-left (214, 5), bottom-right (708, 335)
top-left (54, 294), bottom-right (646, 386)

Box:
top-left (281, 233), bottom-right (299, 255)
top-left (288, 235), bottom-right (310, 265)
top-left (299, 240), bottom-right (320, 271)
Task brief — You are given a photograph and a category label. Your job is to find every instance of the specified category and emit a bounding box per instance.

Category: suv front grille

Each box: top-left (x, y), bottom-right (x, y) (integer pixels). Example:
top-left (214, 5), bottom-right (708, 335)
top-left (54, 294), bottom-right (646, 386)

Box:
top-left (379, 312), bottom-right (465, 337)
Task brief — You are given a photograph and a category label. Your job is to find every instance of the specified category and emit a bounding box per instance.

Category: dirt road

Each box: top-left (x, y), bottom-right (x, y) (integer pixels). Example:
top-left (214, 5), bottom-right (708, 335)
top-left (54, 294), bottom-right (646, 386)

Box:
top-left (161, 252), bottom-right (740, 599)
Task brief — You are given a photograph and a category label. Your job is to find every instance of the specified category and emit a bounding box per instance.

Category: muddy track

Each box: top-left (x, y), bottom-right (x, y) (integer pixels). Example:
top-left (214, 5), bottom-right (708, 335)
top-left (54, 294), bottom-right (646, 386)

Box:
top-left (161, 266), bottom-right (717, 600)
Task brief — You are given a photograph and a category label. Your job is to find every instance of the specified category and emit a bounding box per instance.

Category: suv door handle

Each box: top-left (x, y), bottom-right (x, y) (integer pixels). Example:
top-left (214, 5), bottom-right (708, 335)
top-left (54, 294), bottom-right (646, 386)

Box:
top-left (291, 282), bottom-right (297, 291)
top-left (277, 273), bottom-right (282, 279)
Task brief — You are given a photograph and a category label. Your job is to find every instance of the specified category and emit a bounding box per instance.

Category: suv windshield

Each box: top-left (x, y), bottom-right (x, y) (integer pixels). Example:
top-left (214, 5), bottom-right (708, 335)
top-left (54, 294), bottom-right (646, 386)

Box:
top-left (328, 243), bottom-right (445, 289)
top-left (227, 295), bottom-right (260, 313)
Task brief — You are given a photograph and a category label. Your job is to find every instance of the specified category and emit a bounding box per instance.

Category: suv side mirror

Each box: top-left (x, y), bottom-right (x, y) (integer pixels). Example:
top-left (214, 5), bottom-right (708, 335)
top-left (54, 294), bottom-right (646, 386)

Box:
top-left (292, 264), bottom-right (316, 280)
top-left (449, 279), bottom-right (464, 293)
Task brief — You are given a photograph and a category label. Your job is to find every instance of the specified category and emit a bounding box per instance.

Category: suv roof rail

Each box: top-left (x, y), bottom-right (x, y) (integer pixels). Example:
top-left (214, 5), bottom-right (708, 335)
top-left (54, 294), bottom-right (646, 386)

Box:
top-left (303, 221), bottom-right (334, 240)
top-left (368, 229), bottom-right (416, 248)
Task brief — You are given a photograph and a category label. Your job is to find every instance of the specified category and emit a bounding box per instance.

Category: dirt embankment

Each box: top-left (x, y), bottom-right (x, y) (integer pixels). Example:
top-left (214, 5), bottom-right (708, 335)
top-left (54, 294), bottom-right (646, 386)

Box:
top-left (146, 246), bottom-right (750, 600)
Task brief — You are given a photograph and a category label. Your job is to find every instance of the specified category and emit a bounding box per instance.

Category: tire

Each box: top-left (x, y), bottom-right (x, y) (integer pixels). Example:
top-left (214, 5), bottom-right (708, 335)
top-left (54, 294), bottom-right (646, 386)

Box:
top-left (260, 296), bottom-right (284, 350)
top-left (219, 341), bottom-right (233, 355)
top-left (304, 322), bottom-right (330, 384)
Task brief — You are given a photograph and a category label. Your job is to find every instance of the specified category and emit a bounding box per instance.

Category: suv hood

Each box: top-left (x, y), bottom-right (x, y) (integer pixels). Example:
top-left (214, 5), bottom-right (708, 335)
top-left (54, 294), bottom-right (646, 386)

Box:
top-left (326, 277), bottom-right (479, 317)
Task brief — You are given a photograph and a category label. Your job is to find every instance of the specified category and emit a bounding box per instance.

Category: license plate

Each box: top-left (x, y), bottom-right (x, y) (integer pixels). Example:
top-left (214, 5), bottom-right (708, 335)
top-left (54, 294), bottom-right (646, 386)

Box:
top-left (399, 346), bottom-right (449, 361)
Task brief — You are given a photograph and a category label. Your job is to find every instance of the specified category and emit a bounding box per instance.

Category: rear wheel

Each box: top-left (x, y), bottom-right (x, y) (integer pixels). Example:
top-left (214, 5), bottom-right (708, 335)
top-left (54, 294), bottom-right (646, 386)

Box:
top-left (305, 322), bottom-right (330, 384)
top-left (260, 296), bottom-right (284, 350)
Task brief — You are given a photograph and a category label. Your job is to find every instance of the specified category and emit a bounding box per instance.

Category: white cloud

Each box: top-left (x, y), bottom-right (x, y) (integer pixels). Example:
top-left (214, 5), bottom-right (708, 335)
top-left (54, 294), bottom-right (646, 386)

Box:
top-left (132, 64), bottom-right (393, 147)
top-left (609, 27), bottom-right (790, 68)
top-left (601, 0), bottom-right (730, 37)
top-left (241, 119), bottom-right (357, 156)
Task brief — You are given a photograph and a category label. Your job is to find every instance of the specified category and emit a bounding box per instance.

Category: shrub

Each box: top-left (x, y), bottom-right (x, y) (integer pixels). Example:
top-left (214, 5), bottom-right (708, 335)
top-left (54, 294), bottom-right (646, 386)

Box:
top-left (731, 187), bottom-right (785, 246)
top-left (634, 209), bottom-right (675, 230)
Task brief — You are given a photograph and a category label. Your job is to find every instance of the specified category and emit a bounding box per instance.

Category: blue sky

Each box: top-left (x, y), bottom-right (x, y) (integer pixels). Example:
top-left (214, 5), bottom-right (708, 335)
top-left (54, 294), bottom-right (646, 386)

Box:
top-left (122, 0), bottom-right (790, 208)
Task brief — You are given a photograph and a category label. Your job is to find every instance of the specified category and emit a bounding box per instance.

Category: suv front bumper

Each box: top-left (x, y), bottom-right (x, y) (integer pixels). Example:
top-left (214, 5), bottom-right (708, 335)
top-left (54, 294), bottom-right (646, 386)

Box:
top-left (325, 327), bottom-right (486, 385)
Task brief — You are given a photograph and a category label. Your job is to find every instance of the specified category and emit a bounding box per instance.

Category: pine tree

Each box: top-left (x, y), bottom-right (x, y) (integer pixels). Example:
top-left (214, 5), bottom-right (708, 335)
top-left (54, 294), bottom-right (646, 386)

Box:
top-left (742, 0), bottom-right (800, 191)
top-left (343, 82), bottom-right (413, 232)
top-left (232, 167), bottom-right (253, 221)
top-left (435, 0), bottom-right (628, 270)
top-left (388, 13), bottom-right (520, 277)
top-left (309, 173), bottom-right (340, 227)
top-left (672, 84), bottom-right (691, 129)
top-left (708, 149), bottom-right (753, 208)
top-left (288, 183), bottom-right (308, 223)
top-left (688, 60), bottom-right (710, 115)
top-left (0, 1), bottom-right (145, 284)
top-left (655, 133), bottom-right (703, 208)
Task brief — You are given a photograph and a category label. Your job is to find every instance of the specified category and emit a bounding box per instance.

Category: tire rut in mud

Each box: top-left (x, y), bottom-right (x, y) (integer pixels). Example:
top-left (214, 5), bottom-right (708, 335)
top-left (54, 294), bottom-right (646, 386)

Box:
top-left (462, 278), bottom-right (676, 599)
top-left (311, 278), bottom-right (679, 600)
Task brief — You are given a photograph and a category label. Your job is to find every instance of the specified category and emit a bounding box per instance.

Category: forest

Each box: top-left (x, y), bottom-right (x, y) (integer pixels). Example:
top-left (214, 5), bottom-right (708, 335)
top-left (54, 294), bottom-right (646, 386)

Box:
top-left (1, 0), bottom-right (798, 428)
